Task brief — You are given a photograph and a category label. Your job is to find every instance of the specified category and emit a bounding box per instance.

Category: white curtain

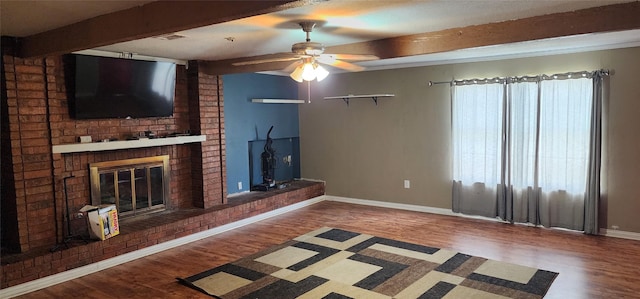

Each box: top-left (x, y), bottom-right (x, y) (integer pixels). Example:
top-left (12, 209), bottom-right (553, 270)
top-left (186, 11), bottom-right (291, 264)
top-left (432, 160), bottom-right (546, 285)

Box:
top-left (452, 83), bottom-right (504, 217)
top-left (452, 73), bottom-right (604, 233)
top-left (506, 81), bottom-right (538, 224)
top-left (537, 78), bottom-right (592, 230)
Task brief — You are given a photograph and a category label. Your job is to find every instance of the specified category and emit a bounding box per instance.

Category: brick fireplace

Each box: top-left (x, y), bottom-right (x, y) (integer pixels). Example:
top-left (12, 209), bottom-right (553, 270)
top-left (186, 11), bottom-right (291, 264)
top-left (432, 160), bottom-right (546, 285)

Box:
top-left (0, 41), bottom-right (237, 288)
top-left (1, 39), bottom-right (325, 290)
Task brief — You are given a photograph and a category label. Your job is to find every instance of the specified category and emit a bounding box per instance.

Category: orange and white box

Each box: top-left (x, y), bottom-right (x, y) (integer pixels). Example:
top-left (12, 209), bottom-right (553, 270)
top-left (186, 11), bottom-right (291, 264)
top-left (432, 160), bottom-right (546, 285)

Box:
top-left (80, 204), bottom-right (120, 240)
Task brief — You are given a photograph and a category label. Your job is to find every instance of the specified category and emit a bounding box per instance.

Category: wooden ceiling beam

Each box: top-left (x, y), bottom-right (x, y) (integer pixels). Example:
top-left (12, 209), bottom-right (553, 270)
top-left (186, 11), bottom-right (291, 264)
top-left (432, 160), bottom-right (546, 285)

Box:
top-left (327, 1), bottom-right (640, 60)
top-left (17, 1), bottom-right (308, 58)
top-left (203, 1), bottom-right (640, 75)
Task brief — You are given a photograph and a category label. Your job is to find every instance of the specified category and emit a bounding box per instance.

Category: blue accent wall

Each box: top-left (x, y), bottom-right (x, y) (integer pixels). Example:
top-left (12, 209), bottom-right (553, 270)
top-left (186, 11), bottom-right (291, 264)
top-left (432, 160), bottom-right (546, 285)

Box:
top-left (223, 73), bottom-right (299, 194)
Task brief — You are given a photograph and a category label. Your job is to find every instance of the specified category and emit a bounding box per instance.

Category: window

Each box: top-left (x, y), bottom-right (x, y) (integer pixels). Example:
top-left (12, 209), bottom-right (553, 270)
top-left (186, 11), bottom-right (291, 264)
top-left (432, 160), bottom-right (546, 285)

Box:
top-left (451, 72), bottom-right (604, 233)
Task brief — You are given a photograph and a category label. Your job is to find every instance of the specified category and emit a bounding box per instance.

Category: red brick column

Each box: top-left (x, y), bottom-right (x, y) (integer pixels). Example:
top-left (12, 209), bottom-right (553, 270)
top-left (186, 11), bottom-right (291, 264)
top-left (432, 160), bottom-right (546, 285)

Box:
top-left (3, 55), bottom-right (57, 251)
top-left (187, 61), bottom-right (226, 208)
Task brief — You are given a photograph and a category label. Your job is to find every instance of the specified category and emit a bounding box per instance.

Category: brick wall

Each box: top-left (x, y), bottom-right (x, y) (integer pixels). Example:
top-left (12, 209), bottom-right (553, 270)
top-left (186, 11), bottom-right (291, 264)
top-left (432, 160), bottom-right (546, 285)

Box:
top-left (3, 55), bottom-right (55, 251)
top-left (1, 50), bottom-right (226, 253)
top-left (187, 61), bottom-right (226, 208)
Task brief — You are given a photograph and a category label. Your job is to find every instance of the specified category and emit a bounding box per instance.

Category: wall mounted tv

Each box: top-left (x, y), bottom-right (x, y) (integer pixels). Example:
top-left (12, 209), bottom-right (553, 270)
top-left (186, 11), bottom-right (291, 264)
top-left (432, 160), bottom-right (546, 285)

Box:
top-left (66, 54), bottom-right (176, 119)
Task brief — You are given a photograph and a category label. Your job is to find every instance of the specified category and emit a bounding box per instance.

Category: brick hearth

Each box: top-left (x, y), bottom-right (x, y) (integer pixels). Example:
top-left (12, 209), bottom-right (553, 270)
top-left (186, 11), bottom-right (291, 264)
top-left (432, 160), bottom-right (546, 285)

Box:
top-left (0, 180), bottom-right (324, 288)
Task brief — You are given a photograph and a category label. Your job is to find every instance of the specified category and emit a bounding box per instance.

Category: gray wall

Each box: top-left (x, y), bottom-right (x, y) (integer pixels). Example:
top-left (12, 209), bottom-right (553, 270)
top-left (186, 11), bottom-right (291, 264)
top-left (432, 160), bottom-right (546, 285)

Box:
top-left (298, 47), bottom-right (640, 233)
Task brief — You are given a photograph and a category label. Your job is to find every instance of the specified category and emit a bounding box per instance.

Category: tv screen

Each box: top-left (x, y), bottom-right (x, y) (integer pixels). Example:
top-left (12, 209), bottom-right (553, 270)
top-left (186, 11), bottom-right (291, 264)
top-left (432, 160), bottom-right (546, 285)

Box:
top-left (67, 54), bottom-right (176, 119)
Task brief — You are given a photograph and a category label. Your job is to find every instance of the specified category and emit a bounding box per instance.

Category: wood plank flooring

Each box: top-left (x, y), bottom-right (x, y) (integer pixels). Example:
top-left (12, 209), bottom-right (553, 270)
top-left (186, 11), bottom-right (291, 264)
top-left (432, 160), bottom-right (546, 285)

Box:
top-left (14, 201), bottom-right (640, 298)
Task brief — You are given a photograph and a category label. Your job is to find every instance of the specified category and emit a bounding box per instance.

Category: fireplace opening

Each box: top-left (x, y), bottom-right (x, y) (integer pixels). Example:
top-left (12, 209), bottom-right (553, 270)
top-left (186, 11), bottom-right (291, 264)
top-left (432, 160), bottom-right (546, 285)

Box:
top-left (89, 155), bottom-right (170, 217)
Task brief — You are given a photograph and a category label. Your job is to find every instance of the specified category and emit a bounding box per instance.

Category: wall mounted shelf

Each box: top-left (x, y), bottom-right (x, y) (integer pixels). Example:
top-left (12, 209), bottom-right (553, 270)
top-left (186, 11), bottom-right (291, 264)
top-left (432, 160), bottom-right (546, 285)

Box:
top-left (323, 94), bottom-right (395, 106)
top-left (251, 99), bottom-right (306, 104)
top-left (52, 135), bottom-right (206, 154)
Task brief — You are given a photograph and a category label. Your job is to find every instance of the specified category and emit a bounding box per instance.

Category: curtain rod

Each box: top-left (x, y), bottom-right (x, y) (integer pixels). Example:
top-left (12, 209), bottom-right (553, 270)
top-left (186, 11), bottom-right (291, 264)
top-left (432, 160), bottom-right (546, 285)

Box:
top-left (428, 69), bottom-right (610, 87)
top-left (428, 81), bottom-right (451, 86)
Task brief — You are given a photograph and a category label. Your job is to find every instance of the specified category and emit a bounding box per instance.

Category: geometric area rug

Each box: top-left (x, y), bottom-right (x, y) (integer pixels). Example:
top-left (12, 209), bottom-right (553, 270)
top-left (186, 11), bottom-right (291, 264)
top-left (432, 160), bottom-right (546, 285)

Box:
top-left (177, 227), bottom-right (558, 299)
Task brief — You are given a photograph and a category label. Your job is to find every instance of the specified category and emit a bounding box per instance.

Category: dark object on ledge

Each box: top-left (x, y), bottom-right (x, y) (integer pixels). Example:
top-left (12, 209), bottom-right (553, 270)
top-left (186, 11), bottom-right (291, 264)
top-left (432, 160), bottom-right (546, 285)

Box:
top-left (252, 126), bottom-right (277, 191)
top-left (50, 175), bottom-right (87, 252)
top-left (251, 184), bottom-right (270, 191)
top-left (251, 182), bottom-right (289, 192)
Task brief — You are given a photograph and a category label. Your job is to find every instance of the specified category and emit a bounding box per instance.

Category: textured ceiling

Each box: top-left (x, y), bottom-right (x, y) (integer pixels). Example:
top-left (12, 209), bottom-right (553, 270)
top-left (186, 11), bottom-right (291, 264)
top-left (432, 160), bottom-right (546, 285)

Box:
top-left (2, 0), bottom-right (639, 71)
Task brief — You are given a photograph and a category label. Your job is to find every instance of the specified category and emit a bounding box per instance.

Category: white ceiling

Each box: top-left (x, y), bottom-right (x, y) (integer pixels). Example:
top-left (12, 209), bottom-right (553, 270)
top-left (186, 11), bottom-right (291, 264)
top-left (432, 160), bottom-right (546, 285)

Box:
top-left (1, 0), bottom-right (639, 71)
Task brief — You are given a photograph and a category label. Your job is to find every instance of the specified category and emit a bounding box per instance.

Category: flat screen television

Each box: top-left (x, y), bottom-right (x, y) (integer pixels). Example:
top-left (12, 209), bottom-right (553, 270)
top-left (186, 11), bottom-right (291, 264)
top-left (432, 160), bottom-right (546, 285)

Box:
top-left (66, 54), bottom-right (176, 119)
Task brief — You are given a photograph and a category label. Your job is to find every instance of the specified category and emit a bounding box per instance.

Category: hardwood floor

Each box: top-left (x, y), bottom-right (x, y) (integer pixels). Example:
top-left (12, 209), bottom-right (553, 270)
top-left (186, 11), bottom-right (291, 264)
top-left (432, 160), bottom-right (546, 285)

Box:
top-left (14, 201), bottom-right (640, 298)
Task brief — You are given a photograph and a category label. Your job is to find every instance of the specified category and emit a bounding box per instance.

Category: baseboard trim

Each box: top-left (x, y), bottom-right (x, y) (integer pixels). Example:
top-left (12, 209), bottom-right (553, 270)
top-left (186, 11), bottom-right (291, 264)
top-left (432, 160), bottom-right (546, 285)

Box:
top-left (327, 196), bottom-right (640, 238)
top-left (599, 228), bottom-right (640, 241)
top-left (326, 195), bottom-right (511, 224)
top-left (325, 195), bottom-right (457, 216)
top-left (1, 196), bottom-right (325, 298)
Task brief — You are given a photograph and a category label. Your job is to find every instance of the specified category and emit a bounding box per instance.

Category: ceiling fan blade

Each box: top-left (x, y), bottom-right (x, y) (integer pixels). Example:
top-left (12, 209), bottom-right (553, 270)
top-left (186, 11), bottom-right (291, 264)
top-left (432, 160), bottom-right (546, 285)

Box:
top-left (232, 53), bottom-right (300, 66)
top-left (319, 59), bottom-right (365, 72)
top-left (316, 56), bottom-right (365, 72)
top-left (282, 60), bottom-right (302, 73)
top-left (322, 54), bottom-right (379, 61)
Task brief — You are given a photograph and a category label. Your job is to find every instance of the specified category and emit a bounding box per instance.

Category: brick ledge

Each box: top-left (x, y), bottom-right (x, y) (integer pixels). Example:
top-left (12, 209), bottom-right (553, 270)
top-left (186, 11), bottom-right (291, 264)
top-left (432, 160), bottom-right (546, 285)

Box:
top-left (1, 180), bottom-right (324, 288)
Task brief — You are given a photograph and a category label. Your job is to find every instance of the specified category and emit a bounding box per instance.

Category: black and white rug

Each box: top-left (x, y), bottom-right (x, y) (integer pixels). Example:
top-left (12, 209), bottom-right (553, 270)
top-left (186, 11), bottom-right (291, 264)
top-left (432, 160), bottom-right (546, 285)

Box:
top-left (178, 227), bottom-right (558, 298)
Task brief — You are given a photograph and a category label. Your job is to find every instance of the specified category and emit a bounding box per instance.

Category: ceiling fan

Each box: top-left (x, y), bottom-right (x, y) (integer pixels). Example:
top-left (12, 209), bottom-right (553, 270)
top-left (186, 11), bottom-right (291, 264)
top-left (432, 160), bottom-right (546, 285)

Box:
top-left (232, 21), bottom-right (379, 82)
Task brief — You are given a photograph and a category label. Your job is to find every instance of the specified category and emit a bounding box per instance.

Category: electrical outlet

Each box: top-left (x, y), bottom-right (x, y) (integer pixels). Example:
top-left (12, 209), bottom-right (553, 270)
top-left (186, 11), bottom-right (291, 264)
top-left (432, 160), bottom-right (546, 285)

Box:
top-left (282, 155), bottom-right (292, 166)
top-left (404, 180), bottom-right (410, 189)
top-left (238, 181), bottom-right (243, 190)
top-left (611, 225), bottom-right (619, 230)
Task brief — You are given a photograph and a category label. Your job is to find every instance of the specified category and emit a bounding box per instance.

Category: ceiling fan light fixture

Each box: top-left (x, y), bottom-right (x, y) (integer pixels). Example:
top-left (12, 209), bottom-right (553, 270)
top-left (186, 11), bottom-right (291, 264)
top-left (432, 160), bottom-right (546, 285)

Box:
top-left (301, 62), bottom-right (317, 81)
top-left (315, 64), bottom-right (329, 81)
top-left (290, 65), bottom-right (305, 82)
top-left (289, 60), bottom-right (330, 82)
